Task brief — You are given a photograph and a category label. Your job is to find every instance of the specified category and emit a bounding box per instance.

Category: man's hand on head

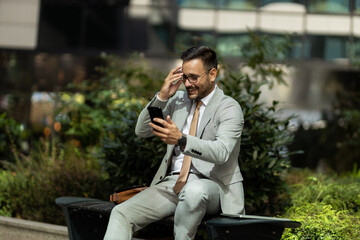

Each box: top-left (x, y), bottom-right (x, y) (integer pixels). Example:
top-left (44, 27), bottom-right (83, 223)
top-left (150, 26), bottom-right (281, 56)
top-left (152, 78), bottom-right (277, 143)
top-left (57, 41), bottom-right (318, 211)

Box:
top-left (149, 115), bottom-right (182, 145)
top-left (158, 66), bottom-right (183, 101)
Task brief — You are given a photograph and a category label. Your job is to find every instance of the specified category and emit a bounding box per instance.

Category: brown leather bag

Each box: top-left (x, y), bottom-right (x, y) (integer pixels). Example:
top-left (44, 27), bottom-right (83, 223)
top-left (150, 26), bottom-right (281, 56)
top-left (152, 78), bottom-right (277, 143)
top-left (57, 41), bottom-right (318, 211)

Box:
top-left (109, 185), bottom-right (148, 204)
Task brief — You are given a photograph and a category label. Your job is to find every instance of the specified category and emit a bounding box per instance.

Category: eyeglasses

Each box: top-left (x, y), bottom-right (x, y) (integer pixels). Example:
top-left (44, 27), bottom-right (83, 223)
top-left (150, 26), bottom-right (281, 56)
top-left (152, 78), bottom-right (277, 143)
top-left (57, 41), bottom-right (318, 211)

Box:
top-left (182, 69), bottom-right (211, 84)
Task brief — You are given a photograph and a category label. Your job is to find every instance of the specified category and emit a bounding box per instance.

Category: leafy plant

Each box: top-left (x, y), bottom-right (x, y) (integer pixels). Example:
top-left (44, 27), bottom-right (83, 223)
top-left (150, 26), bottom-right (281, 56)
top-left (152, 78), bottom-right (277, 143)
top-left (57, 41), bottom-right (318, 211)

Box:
top-left (282, 171), bottom-right (360, 239)
top-left (54, 54), bottom-right (167, 190)
top-left (220, 32), bottom-right (298, 215)
top-left (100, 99), bottom-right (166, 189)
top-left (282, 203), bottom-right (360, 240)
top-left (0, 139), bottom-right (108, 225)
top-left (55, 53), bottom-right (164, 147)
top-left (96, 52), bottom-right (165, 100)
top-left (0, 171), bottom-right (12, 217)
top-left (0, 113), bottom-right (29, 164)
top-left (288, 173), bottom-right (360, 215)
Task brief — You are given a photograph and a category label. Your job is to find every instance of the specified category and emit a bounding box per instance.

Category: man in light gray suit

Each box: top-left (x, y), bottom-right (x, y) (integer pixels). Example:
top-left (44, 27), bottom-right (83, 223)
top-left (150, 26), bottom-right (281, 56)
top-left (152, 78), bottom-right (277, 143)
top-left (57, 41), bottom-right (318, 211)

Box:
top-left (104, 46), bottom-right (244, 240)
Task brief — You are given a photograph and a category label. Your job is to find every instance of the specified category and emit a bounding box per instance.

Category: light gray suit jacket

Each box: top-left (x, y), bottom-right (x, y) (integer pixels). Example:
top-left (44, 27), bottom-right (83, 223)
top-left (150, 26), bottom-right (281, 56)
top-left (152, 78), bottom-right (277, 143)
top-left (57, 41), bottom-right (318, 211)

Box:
top-left (135, 87), bottom-right (245, 214)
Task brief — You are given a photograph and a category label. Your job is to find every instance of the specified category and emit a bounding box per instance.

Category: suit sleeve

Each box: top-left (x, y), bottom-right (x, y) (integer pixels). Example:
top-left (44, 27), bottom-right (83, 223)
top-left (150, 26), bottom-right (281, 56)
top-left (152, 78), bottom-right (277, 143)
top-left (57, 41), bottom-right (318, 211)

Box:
top-left (184, 99), bottom-right (243, 165)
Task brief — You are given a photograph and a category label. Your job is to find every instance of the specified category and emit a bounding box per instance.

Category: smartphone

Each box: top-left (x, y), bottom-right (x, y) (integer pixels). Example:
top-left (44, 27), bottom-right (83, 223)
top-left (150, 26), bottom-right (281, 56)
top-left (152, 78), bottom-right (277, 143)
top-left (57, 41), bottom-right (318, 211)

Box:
top-left (147, 106), bottom-right (164, 128)
top-left (172, 68), bottom-right (183, 85)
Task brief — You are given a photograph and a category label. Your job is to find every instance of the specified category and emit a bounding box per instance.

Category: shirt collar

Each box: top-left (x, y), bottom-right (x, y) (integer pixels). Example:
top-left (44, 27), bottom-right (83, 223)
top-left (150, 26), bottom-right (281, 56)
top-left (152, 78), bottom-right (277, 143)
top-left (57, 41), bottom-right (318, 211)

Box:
top-left (197, 85), bottom-right (217, 107)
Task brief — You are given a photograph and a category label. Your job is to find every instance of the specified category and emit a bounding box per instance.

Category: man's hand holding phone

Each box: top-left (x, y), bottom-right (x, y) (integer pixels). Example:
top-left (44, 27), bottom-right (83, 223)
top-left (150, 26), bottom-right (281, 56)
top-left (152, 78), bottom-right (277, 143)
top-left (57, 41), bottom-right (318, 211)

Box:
top-left (148, 107), bottom-right (182, 145)
top-left (148, 106), bottom-right (164, 128)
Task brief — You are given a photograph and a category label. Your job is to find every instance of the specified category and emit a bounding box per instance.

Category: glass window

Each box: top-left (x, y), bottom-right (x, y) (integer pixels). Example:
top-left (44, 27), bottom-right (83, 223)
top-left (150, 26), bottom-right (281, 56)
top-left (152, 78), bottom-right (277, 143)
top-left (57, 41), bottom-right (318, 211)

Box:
top-left (287, 35), bottom-right (303, 59)
top-left (38, 2), bottom-right (125, 52)
top-left (218, 0), bottom-right (258, 10)
top-left (217, 34), bottom-right (250, 57)
top-left (260, 0), bottom-right (304, 7)
top-left (177, 0), bottom-right (215, 8)
top-left (304, 35), bottom-right (348, 60)
top-left (216, 33), bottom-right (301, 59)
top-left (355, 0), bottom-right (360, 14)
top-left (349, 38), bottom-right (360, 64)
top-left (304, 36), bottom-right (325, 59)
top-left (267, 34), bottom-right (303, 59)
top-left (324, 36), bottom-right (348, 60)
top-left (307, 0), bottom-right (350, 14)
top-left (175, 31), bottom-right (216, 52)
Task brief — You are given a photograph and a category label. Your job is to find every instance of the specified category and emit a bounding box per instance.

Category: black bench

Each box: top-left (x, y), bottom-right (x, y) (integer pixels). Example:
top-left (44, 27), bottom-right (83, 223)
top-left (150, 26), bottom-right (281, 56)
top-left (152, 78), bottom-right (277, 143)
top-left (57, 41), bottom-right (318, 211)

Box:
top-left (56, 196), bottom-right (300, 240)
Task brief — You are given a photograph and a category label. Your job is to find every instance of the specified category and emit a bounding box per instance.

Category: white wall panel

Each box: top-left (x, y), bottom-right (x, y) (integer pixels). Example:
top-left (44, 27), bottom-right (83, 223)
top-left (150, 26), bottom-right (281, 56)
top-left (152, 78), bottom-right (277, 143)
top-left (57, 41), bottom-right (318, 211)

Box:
top-left (353, 16), bottom-right (360, 38)
top-left (307, 14), bottom-right (351, 35)
top-left (259, 12), bottom-right (304, 34)
top-left (0, 0), bottom-right (40, 49)
top-left (216, 10), bottom-right (257, 33)
top-left (0, 24), bottom-right (37, 48)
top-left (261, 2), bottom-right (305, 13)
top-left (0, 0), bottom-right (39, 23)
top-left (178, 9), bottom-right (215, 30)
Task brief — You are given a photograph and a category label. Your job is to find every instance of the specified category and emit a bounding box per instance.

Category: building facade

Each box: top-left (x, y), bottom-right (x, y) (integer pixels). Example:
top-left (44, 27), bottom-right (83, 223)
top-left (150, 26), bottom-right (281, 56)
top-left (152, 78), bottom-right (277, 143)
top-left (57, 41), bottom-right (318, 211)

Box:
top-left (0, 0), bottom-right (359, 124)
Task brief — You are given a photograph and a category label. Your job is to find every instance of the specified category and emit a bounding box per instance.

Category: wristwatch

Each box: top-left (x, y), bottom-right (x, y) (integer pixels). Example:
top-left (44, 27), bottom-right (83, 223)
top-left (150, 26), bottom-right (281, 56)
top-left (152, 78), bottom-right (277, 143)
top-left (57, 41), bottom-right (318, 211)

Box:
top-left (177, 135), bottom-right (187, 149)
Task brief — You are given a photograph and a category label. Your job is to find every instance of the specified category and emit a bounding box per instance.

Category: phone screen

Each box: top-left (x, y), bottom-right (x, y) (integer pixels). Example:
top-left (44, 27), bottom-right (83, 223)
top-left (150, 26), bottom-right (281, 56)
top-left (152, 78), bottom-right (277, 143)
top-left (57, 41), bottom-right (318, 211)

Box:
top-left (147, 106), bottom-right (164, 128)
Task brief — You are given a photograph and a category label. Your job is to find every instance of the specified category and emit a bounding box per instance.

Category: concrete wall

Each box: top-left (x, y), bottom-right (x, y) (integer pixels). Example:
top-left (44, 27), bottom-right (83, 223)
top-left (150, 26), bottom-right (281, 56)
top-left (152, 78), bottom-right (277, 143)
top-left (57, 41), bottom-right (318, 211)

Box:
top-left (0, 216), bottom-right (68, 240)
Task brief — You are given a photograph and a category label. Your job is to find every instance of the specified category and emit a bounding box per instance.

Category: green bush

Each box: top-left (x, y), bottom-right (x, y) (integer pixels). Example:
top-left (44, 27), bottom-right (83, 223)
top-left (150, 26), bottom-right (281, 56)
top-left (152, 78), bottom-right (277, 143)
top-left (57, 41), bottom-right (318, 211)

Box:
top-left (54, 53), bottom-right (164, 148)
top-left (100, 104), bottom-right (166, 189)
top-left (282, 203), bottom-right (360, 240)
top-left (0, 171), bottom-right (12, 217)
top-left (97, 53), bottom-right (165, 100)
top-left (0, 113), bottom-right (30, 164)
top-left (54, 54), bottom-right (167, 190)
top-left (0, 140), bottom-right (108, 225)
top-left (282, 171), bottom-right (360, 239)
top-left (97, 55), bottom-right (167, 189)
top-left (220, 33), bottom-right (298, 214)
top-left (289, 175), bottom-right (360, 214)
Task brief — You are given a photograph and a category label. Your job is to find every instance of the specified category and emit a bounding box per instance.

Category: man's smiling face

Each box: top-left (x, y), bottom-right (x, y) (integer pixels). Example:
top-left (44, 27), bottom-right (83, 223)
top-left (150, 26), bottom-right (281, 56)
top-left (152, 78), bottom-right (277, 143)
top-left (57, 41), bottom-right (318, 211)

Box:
top-left (182, 59), bottom-right (216, 100)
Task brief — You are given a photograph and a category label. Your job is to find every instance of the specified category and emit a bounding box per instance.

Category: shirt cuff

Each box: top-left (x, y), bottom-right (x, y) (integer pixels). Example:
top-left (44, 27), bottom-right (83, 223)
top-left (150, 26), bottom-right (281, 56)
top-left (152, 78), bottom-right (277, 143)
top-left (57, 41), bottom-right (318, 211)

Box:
top-left (156, 92), bottom-right (168, 102)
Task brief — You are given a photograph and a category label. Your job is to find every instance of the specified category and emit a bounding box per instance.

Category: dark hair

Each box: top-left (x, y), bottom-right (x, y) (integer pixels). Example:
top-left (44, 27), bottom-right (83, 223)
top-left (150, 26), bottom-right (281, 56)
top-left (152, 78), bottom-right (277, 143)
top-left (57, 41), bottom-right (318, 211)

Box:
top-left (181, 46), bottom-right (218, 70)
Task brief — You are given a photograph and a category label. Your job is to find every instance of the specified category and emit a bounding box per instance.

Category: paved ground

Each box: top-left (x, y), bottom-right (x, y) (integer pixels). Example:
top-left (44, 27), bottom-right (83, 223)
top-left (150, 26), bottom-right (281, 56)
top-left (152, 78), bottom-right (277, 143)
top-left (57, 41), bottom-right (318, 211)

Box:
top-left (0, 216), bottom-right (68, 240)
top-left (0, 216), bottom-right (171, 240)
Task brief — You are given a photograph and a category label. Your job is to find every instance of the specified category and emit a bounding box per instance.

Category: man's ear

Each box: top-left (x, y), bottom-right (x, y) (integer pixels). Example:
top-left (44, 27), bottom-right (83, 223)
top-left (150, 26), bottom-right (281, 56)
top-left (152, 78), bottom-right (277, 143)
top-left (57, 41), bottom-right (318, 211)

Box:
top-left (209, 68), bottom-right (217, 83)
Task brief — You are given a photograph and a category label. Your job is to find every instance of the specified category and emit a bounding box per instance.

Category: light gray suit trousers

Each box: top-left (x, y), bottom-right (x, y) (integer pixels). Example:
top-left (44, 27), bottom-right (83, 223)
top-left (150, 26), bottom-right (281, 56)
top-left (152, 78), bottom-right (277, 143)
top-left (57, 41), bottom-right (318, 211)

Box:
top-left (104, 174), bottom-right (220, 240)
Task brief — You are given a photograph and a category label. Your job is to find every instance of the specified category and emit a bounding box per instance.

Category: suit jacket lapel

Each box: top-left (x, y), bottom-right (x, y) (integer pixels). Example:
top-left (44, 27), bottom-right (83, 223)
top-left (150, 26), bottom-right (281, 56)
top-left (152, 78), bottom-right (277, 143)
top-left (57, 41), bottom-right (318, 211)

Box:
top-left (197, 87), bottom-right (223, 138)
top-left (173, 93), bottom-right (192, 131)
top-left (163, 92), bottom-right (191, 175)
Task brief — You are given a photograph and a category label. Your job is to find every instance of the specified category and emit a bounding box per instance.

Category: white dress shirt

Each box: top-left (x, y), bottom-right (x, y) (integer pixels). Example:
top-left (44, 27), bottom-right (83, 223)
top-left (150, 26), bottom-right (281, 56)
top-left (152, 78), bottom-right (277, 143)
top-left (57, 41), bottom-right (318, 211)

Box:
top-left (170, 86), bottom-right (217, 174)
